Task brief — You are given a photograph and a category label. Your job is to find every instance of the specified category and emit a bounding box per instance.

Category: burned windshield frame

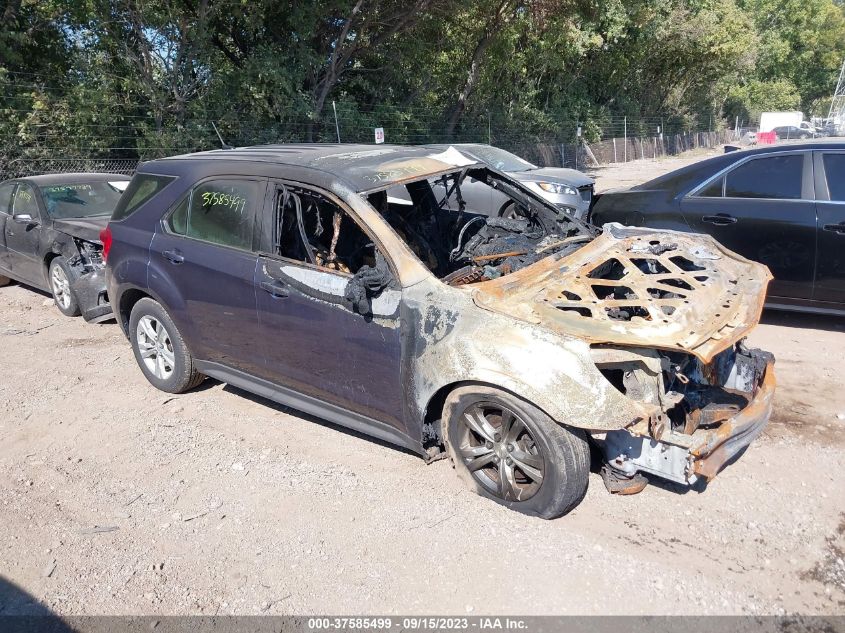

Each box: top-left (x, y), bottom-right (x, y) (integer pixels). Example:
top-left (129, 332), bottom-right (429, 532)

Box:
top-left (365, 166), bottom-right (597, 287)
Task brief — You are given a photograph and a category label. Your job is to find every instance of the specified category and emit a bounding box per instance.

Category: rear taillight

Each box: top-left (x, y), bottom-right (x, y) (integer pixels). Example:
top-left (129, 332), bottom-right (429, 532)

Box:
top-left (99, 226), bottom-right (113, 262)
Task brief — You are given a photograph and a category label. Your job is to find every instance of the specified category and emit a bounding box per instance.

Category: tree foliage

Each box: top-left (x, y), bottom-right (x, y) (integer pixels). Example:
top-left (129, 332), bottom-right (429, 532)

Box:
top-left (1, 0), bottom-right (844, 160)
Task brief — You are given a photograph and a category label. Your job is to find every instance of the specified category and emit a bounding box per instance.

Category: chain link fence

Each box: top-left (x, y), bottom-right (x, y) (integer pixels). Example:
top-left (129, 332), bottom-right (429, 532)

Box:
top-left (0, 104), bottom-right (738, 180)
top-left (0, 157), bottom-right (140, 181)
top-left (520, 129), bottom-right (736, 170)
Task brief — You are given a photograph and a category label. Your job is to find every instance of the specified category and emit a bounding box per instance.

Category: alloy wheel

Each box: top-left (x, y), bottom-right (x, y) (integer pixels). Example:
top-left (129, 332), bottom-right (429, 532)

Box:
top-left (457, 402), bottom-right (545, 502)
top-left (136, 315), bottom-right (176, 380)
top-left (50, 264), bottom-right (71, 310)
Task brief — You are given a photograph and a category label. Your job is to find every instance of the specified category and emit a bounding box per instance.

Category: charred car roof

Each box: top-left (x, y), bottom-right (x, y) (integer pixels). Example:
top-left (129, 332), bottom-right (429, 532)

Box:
top-left (143, 144), bottom-right (482, 193)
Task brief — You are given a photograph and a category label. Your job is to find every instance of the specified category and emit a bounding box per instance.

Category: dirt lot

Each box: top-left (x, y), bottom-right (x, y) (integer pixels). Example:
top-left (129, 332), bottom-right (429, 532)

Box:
top-left (1, 150), bottom-right (844, 616)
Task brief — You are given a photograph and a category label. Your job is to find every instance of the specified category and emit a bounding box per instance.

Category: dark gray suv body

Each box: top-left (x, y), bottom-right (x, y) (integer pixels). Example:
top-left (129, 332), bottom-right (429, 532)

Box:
top-left (103, 143), bottom-right (776, 518)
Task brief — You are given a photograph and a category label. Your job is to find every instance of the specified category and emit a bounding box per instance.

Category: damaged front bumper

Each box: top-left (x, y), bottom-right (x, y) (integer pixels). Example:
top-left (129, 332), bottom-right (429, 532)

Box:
top-left (595, 346), bottom-right (775, 486)
top-left (71, 269), bottom-right (112, 323)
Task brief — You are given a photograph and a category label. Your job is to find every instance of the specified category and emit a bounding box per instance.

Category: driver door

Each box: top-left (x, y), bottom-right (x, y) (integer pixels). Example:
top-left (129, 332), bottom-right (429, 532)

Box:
top-left (0, 182), bottom-right (15, 276)
top-left (5, 183), bottom-right (45, 285)
top-left (254, 181), bottom-right (405, 432)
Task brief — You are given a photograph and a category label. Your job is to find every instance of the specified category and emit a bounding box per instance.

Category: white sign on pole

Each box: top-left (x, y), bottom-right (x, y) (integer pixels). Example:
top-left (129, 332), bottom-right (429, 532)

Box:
top-left (374, 127), bottom-right (385, 144)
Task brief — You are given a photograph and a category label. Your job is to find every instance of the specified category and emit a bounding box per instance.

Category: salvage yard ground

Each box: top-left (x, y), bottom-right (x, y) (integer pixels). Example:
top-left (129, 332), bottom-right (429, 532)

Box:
top-left (1, 149), bottom-right (844, 616)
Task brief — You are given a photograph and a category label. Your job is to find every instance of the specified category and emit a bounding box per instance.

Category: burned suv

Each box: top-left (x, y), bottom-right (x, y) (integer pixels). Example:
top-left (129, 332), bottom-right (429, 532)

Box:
top-left (104, 144), bottom-right (775, 518)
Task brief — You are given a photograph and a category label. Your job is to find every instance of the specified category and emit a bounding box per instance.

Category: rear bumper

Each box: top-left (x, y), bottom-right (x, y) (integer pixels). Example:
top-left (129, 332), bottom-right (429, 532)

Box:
top-left (71, 269), bottom-right (113, 323)
top-left (601, 358), bottom-right (775, 485)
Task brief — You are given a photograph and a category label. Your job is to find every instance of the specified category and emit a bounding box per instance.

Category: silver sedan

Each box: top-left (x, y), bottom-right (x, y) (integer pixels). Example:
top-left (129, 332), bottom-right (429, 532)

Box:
top-left (426, 144), bottom-right (595, 219)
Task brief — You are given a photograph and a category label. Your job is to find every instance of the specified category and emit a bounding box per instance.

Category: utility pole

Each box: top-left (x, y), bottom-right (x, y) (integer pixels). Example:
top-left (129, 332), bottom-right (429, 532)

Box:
top-left (575, 123), bottom-right (582, 171)
top-left (487, 110), bottom-right (492, 145)
top-left (623, 116), bottom-right (627, 162)
top-left (828, 58), bottom-right (845, 131)
top-left (332, 101), bottom-right (341, 143)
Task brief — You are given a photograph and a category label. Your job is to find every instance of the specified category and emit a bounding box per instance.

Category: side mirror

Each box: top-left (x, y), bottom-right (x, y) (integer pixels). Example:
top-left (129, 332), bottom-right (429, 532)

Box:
top-left (13, 214), bottom-right (37, 226)
top-left (344, 251), bottom-right (392, 315)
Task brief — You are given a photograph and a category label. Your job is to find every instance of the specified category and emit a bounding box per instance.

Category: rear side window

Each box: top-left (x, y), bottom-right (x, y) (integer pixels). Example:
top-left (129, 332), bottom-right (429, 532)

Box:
top-left (823, 153), bottom-right (845, 201)
top-left (167, 179), bottom-right (261, 251)
top-left (724, 154), bottom-right (803, 199)
top-left (12, 184), bottom-right (39, 217)
top-left (0, 182), bottom-right (14, 214)
top-left (698, 178), bottom-right (724, 197)
top-left (112, 174), bottom-right (175, 221)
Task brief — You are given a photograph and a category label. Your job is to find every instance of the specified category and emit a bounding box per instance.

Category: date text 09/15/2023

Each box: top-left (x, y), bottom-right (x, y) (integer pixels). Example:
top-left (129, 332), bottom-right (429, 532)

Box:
top-left (307, 617), bottom-right (528, 631)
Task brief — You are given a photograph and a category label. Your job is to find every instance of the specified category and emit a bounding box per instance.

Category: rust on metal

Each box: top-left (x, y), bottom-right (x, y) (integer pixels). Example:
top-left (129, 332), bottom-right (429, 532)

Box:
top-left (472, 229), bottom-right (772, 363)
top-left (691, 360), bottom-right (776, 480)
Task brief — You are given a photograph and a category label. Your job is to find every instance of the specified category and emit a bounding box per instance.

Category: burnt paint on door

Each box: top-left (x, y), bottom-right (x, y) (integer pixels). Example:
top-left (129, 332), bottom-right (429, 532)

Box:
top-left (255, 256), bottom-right (405, 432)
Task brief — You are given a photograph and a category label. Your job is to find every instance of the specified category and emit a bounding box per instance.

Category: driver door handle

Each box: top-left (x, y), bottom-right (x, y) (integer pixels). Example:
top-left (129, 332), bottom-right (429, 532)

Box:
top-left (162, 249), bottom-right (184, 264)
top-left (702, 214), bottom-right (737, 226)
top-left (822, 223), bottom-right (845, 235)
top-left (260, 280), bottom-right (289, 298)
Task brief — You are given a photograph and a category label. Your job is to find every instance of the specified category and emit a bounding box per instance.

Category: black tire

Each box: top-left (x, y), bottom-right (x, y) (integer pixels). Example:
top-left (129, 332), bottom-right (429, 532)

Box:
top-left (442, 385), bottom-right (590, 519)
top-left (129, 297), bottom-right (204, 393)
top-left (48, 257), bottom-right (81, 317)
top-left (498, 202), bottom-right (519, 220)
top-left (0, 275), bottom-right (10, 287)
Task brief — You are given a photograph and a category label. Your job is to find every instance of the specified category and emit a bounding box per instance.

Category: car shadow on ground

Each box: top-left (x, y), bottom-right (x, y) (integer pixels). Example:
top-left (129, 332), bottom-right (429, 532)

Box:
top-left (2, 279), bottom-right (51, 299)
top-left (3, 280), bottom-right (118, 324)
top-left (217, 382), bottom-right (424, 460)
top-left (0, 575), bottom-right (73, 631)
top-left (761, 308), bottom-right (845, 333)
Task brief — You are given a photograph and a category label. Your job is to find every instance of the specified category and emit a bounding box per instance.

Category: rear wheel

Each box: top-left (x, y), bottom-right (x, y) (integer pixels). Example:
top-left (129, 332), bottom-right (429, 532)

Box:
top-left (49, 258), bottom-right (81, 317)
top-left (0, 275), bottom-right (10, 287)
top-left (442, 386), bottom-right (590, 518)
top-left (129, 298), bottom-right (204, 393)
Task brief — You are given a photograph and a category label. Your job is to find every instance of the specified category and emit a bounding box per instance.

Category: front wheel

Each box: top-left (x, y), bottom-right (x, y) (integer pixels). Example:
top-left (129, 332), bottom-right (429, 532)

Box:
top-left (129, 297), bottom-right (204, 393)
top-left (442, 386), bottom-right (590, 518)
top-left (0, 275), bottom-right (10, 287)
top-left (49, 258), bottom-right (81, 317)
top-left (498, 202), bottom-right (520, 220)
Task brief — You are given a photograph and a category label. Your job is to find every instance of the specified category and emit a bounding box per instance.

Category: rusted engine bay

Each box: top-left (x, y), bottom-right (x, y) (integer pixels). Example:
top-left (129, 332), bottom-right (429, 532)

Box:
top-left (472, 225), bottom-right (772, 362)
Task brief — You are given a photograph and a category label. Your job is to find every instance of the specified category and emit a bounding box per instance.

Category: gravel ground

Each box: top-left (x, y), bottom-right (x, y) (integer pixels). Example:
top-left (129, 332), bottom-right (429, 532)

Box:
top-left (1, 151), bottom-right (843, 616)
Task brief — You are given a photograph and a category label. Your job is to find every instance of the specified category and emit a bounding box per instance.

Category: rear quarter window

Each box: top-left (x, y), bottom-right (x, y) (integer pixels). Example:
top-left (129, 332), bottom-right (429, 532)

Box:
top-left (823, 153), bottom-right (845, 201)
top-left (112, 174), bottom-right (176, 221)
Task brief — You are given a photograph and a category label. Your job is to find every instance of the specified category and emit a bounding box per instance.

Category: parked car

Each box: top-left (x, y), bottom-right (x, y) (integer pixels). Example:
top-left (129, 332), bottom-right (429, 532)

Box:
top-left (590, 141), bottom-right (845, 315)
top-left (0, 173), bottom-right (129, 321)
top-left (104, 144), bottom-right (774, 518)
top-left (772, 125), bottom-right (814, 140)
top-left (821, 121), bottom-right (840, 137)
top-left (425, 143), bottom-right (595, 219)
top-left (737, 129), bottom-right (757, 145)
